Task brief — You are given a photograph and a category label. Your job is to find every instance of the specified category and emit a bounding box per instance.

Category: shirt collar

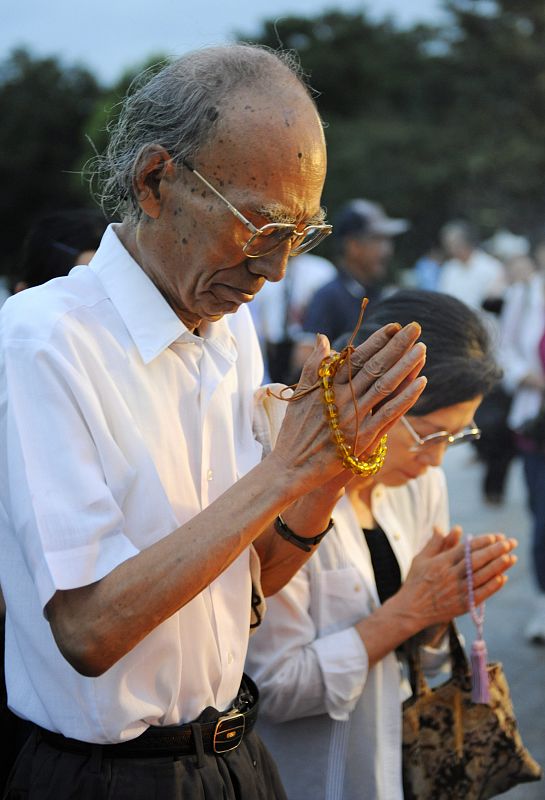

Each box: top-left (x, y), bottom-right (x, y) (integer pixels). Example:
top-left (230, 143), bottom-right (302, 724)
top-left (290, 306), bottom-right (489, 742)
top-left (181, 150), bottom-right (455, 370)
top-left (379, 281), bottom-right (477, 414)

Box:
top-left (89, 224), bottom-right (236, 364)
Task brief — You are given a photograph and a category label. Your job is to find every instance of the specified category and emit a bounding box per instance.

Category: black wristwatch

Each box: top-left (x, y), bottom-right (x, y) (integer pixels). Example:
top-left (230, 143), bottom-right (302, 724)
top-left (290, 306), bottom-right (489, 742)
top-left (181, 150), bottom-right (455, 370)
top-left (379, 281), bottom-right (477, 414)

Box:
top-left (274, 514), bottom-right (334, 553)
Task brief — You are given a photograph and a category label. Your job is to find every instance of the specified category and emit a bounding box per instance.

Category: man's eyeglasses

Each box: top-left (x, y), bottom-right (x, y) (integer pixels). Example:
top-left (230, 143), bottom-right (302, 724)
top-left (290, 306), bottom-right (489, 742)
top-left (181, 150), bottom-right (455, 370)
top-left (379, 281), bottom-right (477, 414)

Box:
top-left (401, 416), bottom-right (481, 452)
top-left (182, 160), bottom-right (332, 258)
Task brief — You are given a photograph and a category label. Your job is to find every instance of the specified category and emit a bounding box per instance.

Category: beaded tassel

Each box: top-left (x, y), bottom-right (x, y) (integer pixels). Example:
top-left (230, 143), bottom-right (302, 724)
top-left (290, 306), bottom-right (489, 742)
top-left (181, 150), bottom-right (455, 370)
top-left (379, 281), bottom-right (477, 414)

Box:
top-left (464, 535), bottom-right (490, 704)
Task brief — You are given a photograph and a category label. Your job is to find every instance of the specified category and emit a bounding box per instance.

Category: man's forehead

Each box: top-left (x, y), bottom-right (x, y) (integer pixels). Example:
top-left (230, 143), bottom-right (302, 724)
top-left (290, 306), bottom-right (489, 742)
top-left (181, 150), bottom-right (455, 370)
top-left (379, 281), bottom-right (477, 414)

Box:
top-left (211, 85), bottom-right (324, 159)
top-left (191, 84), bottom-right (326, 224)
top-left (200, 123), bottom-right (324, 207)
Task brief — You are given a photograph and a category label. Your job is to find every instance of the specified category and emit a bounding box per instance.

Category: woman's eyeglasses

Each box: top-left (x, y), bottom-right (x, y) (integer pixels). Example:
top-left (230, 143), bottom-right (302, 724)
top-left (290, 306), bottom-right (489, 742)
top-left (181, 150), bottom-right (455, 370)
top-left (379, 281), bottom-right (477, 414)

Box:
top-left (401, 416), bottom-right (481, 452)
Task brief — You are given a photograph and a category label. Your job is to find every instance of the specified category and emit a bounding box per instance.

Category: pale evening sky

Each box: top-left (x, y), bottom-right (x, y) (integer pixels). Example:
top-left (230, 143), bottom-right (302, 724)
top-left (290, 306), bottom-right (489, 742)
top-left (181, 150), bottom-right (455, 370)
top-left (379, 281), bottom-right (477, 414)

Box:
top-left (2, 0), bottom-right (444, 85)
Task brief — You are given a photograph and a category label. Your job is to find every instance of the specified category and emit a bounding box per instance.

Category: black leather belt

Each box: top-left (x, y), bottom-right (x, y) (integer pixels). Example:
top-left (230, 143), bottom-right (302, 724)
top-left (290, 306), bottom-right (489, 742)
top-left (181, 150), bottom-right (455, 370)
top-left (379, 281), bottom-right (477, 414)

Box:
top-left (37, 675), bottom-right (258, 759)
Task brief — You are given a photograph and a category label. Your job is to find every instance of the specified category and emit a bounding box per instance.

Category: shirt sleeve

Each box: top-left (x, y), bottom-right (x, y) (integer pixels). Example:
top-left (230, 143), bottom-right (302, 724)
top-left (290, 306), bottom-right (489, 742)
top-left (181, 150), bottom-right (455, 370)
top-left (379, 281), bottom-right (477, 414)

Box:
top-left (499, 284), bottom-right (537, 392)
top-left (2, 337), bottom-right (139, 610)
top-left (246, 562), bottom-right (368, 724)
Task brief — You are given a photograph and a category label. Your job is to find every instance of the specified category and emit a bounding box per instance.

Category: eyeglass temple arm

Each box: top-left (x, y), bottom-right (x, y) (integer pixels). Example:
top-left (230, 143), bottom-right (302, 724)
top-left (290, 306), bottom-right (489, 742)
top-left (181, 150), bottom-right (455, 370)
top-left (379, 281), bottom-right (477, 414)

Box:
top-left (182, 159), bottom-right (259, 235)
top-left (400, 415), bottom-right (424, 446)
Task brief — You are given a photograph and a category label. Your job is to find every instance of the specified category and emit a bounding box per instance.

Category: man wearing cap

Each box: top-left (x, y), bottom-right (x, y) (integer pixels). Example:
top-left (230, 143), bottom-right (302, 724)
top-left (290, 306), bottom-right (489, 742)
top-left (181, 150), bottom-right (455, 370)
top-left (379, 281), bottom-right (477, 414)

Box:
top-left (301, 198), bottom-right (409, 344)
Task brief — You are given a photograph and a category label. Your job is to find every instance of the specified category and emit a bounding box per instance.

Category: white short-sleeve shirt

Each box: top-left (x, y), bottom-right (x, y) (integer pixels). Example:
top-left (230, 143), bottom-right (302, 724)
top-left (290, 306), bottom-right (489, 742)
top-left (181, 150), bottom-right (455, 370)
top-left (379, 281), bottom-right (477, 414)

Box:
top-left (0, 225), bottom-right (264, 743)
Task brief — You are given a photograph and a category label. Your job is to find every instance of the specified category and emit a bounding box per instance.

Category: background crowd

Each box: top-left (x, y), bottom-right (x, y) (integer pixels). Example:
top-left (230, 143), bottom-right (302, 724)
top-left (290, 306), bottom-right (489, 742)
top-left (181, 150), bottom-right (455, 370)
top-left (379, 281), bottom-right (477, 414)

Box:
top-left (2, 2), bottom-right (545, 798)
top-left (1, 0), bottom-right (545, 697)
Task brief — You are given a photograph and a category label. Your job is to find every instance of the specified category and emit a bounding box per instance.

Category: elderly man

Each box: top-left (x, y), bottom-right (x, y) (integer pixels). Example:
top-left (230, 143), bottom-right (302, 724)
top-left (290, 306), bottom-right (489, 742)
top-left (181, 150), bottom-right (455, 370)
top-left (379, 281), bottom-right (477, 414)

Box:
top-left (0, 45), bottom-right (426, 799)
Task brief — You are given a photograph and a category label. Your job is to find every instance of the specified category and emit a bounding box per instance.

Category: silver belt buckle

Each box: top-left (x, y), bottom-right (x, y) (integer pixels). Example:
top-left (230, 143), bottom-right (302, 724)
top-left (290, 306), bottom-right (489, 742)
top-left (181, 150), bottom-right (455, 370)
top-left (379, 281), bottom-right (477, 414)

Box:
top-left (213, 710), bottom-right (246, 754)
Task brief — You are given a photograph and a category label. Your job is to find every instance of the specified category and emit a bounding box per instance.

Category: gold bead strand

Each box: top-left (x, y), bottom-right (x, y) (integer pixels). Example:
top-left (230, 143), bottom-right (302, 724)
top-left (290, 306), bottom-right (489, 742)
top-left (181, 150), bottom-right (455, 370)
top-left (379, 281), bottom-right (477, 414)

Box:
top-left (319, 351), bottom-right (388, 477)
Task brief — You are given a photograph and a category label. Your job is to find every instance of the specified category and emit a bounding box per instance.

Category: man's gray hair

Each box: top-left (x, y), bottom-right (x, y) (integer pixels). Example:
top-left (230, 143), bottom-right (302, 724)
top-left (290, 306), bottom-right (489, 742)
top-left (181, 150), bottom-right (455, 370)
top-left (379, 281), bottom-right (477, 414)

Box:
top-left (89, 44), bottom-right (310, 221)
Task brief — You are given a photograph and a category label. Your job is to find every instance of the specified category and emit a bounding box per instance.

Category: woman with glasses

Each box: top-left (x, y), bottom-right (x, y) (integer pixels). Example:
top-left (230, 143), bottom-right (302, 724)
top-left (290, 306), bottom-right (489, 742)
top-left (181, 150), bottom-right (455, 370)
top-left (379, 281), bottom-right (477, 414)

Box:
top-left (246, 289), bottom-right (517, 800)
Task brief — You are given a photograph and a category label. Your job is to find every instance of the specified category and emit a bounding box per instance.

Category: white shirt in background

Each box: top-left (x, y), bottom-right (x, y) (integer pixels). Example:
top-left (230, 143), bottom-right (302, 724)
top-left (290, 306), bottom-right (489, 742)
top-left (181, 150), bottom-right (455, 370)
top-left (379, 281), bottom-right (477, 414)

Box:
top-left (499, 272), bottom-right (545, 430)
top-left (438, 249), bottom-right (506, 310)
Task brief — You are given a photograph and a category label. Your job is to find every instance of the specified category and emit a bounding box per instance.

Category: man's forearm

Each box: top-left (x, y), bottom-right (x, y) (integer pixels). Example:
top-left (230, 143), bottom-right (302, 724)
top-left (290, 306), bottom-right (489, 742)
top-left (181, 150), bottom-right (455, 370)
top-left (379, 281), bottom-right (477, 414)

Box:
top-left (45, 451), bottom-right (309, 677)
top-left (255, 475), bottom-right (346, 596)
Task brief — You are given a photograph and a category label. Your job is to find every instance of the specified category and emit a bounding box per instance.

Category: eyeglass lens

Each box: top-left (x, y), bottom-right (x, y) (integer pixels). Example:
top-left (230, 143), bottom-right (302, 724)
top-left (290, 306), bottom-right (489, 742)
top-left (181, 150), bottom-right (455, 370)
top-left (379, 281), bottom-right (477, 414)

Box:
top-left (419, 429), bottom-right (480, 449)
top-left (449, 430), bottom-right (481, 446)
top-left (244, 226), bottom-right (295, 257)
top-left (244, 226), bottom-right (330, 258)
top-left (290, 227), bottom-right (331, 255)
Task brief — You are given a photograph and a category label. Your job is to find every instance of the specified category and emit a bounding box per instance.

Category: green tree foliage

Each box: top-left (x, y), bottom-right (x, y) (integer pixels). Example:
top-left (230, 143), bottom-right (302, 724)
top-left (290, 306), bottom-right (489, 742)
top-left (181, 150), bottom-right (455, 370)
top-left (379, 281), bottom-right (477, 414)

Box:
top-left (4, 3), bottom-right (545, 277)
top-left (240, 2), bottom-right (545, 266)
top-left (0, 49), bottom-right (102, 274)
top-left (82, 54), bottom-right (168, 174)
top-left (250, 11), bottom-right (444, 121)
top-left (439, 0), bottom-right (545, 234)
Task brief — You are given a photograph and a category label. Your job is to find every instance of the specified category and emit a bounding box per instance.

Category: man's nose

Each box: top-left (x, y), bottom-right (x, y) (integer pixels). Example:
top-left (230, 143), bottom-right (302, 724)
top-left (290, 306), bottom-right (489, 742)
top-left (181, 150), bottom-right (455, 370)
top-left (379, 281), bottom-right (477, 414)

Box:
top-left (247, 244), bottom-right (290, 283)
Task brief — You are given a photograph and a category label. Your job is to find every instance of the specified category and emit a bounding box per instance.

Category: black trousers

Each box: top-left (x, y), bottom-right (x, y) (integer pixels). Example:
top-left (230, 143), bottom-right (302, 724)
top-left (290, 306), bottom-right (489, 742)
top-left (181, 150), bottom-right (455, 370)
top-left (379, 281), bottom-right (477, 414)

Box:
top-left (3, 727), bottom-right (287, 800)
top-left (473, 385), bottom-right (516, 500)
top-left (0, 618), bottom-right (32, 794)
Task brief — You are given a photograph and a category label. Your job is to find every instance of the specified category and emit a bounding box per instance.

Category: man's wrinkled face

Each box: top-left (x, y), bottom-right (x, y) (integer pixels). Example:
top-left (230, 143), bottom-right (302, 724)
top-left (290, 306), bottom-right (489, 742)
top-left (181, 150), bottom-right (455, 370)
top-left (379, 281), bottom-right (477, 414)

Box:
top-left (135, 84), bottom-right (327, 331)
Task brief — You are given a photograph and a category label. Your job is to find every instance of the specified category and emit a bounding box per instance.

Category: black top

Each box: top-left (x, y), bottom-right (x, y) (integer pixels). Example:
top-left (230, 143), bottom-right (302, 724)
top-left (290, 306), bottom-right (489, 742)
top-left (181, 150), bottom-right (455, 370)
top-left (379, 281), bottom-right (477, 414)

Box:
top-left (363, 526), bottom-right (401, 605)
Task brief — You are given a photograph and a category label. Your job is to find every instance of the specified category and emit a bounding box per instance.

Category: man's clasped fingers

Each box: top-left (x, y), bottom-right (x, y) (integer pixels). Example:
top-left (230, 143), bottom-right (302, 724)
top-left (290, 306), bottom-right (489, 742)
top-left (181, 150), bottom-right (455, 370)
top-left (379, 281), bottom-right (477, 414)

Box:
top-left (354, 342), bottom-right (427, 416)
top-left (347, 376), bottom-right (428, 458)
top-left (335, 321), bottom-right (423, 392)
top-left (335, 343), bottom-right (427, 456)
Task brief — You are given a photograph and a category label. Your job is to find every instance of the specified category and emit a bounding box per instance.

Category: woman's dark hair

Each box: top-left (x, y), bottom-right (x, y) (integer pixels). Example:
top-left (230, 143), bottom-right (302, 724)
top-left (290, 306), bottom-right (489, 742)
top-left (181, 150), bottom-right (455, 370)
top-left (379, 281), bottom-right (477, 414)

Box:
top-left (341, 289), bottom-right (501, 416)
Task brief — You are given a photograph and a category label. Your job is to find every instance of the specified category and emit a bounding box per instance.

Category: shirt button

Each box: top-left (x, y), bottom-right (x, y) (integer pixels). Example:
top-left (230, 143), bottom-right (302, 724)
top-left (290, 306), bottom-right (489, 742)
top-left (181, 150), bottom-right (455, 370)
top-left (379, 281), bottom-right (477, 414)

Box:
top-left (354, 584), bottom-right (361, 592)
top-left (393, 533), bottom-right (401, 541)
top-left (227, 651), bottom-right (234, 664)
top-left (207, 469), bottom-right (214, 481)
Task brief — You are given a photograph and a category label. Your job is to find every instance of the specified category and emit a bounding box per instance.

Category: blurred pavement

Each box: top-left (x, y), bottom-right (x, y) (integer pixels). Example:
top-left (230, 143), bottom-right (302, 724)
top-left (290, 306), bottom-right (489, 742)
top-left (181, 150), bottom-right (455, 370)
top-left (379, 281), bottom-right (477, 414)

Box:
top-left (443, 446), bottom-right (545, 799)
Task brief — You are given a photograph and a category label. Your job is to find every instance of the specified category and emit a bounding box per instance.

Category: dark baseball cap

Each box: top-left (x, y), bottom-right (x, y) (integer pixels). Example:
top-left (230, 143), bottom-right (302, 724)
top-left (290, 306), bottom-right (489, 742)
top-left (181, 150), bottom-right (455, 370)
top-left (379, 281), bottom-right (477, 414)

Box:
top-left (334, 199), bottom-right (410, 239)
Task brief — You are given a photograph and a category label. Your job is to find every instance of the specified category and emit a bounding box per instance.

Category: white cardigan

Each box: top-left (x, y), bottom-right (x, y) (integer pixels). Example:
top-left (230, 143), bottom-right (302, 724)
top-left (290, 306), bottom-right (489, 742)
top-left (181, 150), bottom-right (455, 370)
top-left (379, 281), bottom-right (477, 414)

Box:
top-left (246, 468), bottom-right (450, 800)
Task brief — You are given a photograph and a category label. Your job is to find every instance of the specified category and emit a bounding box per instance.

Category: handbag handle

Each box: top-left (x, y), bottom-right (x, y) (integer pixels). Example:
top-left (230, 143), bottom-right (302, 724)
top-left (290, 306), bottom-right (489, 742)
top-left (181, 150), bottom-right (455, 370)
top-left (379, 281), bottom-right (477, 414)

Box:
top-left (405, 621), bottom-right (469, 698)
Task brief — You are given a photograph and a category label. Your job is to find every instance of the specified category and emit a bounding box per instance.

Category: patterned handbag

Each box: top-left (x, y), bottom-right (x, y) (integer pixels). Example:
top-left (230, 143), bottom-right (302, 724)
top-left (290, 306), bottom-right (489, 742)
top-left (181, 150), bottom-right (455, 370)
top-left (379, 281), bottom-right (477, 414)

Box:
top-left (402, 622), bottom-right (542, 799)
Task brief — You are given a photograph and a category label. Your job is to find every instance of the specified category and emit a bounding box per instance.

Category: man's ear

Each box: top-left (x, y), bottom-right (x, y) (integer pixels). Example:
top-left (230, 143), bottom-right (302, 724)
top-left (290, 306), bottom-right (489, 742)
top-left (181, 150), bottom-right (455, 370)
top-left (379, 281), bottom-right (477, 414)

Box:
top-left (133, 144), bottom-right (176, 219)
